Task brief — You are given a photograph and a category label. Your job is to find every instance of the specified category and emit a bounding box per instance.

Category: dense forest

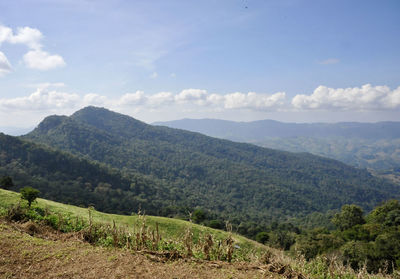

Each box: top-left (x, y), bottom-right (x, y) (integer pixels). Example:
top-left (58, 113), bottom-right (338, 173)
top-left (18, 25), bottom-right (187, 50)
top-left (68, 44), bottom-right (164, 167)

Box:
top-left (291, 200), bottom-right (400, 273)
top-left (19, 107), bottom-right (399, 227)
top-left (0, 133), bottom-right (177, 215)
top-left (156, 118), bottom-right (400, 171)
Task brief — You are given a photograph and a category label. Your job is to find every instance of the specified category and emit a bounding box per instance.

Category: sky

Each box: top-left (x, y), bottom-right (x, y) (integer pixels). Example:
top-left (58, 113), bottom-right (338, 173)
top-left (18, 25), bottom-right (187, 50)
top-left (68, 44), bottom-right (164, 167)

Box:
top-left (0, 0), bottom-right (400, 129)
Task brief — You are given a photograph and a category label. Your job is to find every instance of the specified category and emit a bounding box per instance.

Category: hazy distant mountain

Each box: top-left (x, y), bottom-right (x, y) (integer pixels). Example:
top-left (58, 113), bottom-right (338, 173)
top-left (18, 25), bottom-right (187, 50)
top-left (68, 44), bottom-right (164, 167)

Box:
top-left (23, 107), bottom-right (400, 225)
top-left (154, 119), bottom-right (400, 141)
top-left (154, 119), bottom-right (400, 170)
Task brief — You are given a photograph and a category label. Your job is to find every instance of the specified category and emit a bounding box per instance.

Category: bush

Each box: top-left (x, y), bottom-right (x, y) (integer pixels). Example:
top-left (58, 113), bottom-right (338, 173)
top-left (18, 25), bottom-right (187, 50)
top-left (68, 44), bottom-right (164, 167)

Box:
top-left (20, 186), bottom-right (40, 208)
top-left (255, 231), bottom-right (269, 244)
top-left (0, 176), bottom-right (14, 189)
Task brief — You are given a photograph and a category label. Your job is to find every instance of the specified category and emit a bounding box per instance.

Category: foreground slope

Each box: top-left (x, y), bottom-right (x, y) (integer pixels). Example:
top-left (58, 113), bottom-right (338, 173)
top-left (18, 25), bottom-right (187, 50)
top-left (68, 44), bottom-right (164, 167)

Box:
top-left (24, 107), bottom-right (400, 223)
top-left (0, 189), bottom-right (259, 250)
top-left (0, 189), bottom-right (276, 279)
top-left (0, 190), bottom-right (395, 279)
top-left (0, 223), bottom-right (274, 279)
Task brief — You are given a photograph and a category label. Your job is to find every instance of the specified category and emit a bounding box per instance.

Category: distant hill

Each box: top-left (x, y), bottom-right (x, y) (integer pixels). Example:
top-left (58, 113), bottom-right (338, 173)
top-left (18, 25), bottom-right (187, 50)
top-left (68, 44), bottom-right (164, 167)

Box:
top-left (22, 106), bottom-right (400, 226)
top-left (154, 119), bottom-right (400, 170)
top-left (153, 119), bottom-right (400, 141)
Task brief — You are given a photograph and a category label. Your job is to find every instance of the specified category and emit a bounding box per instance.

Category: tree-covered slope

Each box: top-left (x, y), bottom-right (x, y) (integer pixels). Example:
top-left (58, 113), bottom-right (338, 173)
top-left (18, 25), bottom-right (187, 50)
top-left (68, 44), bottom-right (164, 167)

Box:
top-left (24, 107), bottom-right (400, 223)
top-left (155, 118), bottom-right (400, 170)
top-left (0, 133), bottom-right (174, 215)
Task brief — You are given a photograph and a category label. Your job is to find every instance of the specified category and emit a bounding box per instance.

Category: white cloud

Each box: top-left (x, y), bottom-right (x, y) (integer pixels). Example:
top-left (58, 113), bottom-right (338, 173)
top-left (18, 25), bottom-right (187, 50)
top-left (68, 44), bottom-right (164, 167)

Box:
top-left (223, 92), bottom-right (286, 110)
top-left (8, 26), bottom-right (43, 50)
top-left (0, 88), bottom-right (80, 111)
top-left (148, 92), bottom-right (174, 107)
top-left (82, 93), bottom-right (109, 106)
top-left (382, 87), bottom-right (400, 109)
top-left (292, 84), bottom-right (400, 110)
top-left (175, 89), bottom-right (208, 104)
top-left (0, 24), bottom-right (65, 71)
top-left (0, 51), bottom-right (12, 76)
top-left (119, 91), bottom-right (146, 106)
top-left (0, 25), bottom-right (12, 45)
top-left (2, 84), bottom-right (399, 127)
top-left (23, 49), bottom-right (66, 70)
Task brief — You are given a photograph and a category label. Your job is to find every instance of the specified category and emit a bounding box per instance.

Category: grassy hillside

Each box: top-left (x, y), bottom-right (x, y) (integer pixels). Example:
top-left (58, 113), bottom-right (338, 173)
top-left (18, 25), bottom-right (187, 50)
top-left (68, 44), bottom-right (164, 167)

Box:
top-left (0, 188), bottom-right (259, 252)
top-left (1, 188), bottom-right (397, 279)
top-left (23, 107), bottom-right (400, 227)
top-left (0, 220), bottom-right (277, 279)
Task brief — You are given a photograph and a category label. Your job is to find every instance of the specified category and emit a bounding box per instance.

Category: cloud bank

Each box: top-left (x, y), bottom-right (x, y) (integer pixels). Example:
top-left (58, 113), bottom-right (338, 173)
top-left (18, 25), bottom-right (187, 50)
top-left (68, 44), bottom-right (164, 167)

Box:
top-left (292, 84), bottom-right (400, 111)
top-left (1, 84), bottom-right (399, 126)
top-left (0, 24), bottom-right (65, 72)
top-left (1, 84), bottom-right (400, 114)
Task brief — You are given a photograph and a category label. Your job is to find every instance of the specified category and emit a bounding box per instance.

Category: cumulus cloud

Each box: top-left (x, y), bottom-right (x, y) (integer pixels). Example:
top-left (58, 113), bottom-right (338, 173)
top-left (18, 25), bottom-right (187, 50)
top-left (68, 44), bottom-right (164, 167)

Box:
top-left (119, 91), bottom-right (146, 106)
top-left (7, 26), bottom-right (43, 49)
top-left (0, 24), bottom-right (65, 71)
top-left (175, 89), bottom-right (208, 105)
top-left (292, 84), bottom-right (400, 110)
top-left (23, 50), bottom-right (66, 70)
top-left (0, 25), bottom-right (13, 45)
top-left (148, 92), bottom-right (174, 107)
top-left (82, 93), bottom-right (109, 106)
top-left (0, 51), bottom-right (12, 76)
top-left (0, 88), bottom-right (80, 111)
top-left (223, 92), bottom-right (286, 110)
top-left (2, 84), bottom-right (399, 123)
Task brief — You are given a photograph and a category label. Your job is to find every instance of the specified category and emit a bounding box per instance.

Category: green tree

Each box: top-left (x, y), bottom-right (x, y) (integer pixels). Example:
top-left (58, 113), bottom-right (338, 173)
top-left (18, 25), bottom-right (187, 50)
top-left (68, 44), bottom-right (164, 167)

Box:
top-left (20, 187), bottom-right (40, 208)
top-left (255, 231), bottom-right (269, 244)
top-left (368, 200), bottom-right (400, 226)
top-left (192, 209), bottom-right (206, 224)
top-left (0, 175), bottom-right (14, 189)
top-left (332, 204), bottom-right (365, 231)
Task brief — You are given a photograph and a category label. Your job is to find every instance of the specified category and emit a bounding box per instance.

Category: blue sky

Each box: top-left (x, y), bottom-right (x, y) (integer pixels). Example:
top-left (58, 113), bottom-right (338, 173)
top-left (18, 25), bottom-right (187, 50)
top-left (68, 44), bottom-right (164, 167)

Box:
top-left (0, 0), bottom-right (399, 128)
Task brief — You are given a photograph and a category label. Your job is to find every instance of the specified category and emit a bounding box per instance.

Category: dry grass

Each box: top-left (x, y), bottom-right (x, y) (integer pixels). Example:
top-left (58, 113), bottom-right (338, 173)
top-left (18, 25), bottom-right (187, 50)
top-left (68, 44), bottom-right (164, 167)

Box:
top-left (0, 219), bottom-right (290, 279)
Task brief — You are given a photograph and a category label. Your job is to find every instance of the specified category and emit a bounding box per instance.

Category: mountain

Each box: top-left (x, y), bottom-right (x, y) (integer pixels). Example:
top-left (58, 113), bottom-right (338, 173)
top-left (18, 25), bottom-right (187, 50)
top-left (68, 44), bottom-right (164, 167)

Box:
top-left (153, 119), bottom-right (400, 141)
top-left (24, 107), bottom-right (400, 225)
top-left (0, 133), bottom-right (173, 215)
top-left (154, 119), bottom-right (400, 170)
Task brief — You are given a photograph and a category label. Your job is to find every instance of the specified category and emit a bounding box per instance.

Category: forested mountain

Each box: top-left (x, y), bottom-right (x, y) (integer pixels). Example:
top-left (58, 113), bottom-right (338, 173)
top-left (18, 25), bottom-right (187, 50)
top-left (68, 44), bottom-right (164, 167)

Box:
top-left (0, 133), bottom-right (173, 215)
top-left (155, 119), bottom-right (400, 170)
top-left (22, 106), bottom-right (400, 225)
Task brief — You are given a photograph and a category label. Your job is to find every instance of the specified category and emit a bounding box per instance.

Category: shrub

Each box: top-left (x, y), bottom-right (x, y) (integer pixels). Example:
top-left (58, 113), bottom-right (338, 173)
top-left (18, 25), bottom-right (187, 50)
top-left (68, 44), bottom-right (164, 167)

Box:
top-left (20, 187), bottom-right (40, 208)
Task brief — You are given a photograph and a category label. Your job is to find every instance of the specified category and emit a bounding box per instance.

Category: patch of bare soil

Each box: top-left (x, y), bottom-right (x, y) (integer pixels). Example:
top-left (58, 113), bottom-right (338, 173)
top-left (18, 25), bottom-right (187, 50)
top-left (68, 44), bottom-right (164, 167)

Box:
top-left (0, 220), bottom-right (304, 279)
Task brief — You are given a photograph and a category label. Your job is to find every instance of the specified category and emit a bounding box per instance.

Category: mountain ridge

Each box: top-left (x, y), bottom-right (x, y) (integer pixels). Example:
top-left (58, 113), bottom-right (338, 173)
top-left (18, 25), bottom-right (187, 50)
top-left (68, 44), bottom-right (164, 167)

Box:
top-left (154, 118), bottom-right (400, 170)
top-left (23, 106), bottom-right (400, 225)
top-left (153, 118), bottom-right (400, 141)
